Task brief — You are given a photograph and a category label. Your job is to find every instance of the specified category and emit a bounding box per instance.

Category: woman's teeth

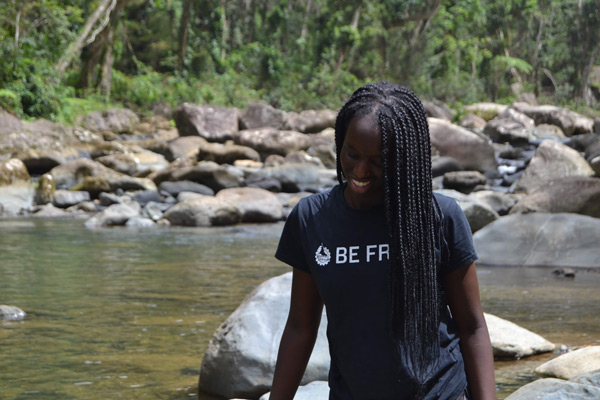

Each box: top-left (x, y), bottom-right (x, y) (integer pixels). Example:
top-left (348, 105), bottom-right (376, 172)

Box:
top-left (352, 180), bottom-right (369, 187)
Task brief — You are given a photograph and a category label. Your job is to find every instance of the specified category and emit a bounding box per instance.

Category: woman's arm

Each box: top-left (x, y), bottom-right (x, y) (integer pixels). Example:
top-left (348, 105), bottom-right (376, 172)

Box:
top-left (443, 262), bottom-right (497, 400)
top-left (269, 268), bottom-right (324, 400)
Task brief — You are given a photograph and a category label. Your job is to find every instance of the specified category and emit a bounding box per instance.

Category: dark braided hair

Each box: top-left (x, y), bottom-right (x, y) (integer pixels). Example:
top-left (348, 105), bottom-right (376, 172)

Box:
top-left (334, 82), bottom-right (444, 397)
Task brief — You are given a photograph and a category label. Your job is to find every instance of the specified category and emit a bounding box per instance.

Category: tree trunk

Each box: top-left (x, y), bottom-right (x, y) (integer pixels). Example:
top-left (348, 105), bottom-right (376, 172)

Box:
top-left (300, 0), bottom-right (312, 40)
top-left (55, 0), bottom-right (116, 77)
top-left (335, 7), bottom-right (360, 72)
top-left (177, 0), bottom-right (193, 73)
top-left (99, 27), bottom-right (114, 99)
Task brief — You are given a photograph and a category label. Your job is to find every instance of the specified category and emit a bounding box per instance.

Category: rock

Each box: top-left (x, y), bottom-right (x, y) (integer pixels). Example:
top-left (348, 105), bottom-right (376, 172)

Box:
top-left (216, 187), bottom-right (284, 222)
top-left (142, 201), bottom-right (166, 221)
top-left (177, 191), bottom-right (205, 202)
top-left (284, 151), bottom-right (325, 168)
top-left (35, 173), bottom-right (55, 205)
top-left (533, 124), bottom-right (566, 140)
top-left (232, 128), bottom-right (311, 157)
top-left (553, 268), bottom-right (576, 278)
top-left (96, 153), bottom-right (139, 175)
top-left (132, 190), bottom-right (162, 206)
top-left (442, 171), bottom-right (488, 193)
top-left (432, 156), bottom-right (463, 178)
top-left (458, 200), bottom-right (499, 233)
top-left (459, 113), bottom-right (487, 131)
top-left (484, 313), bottom-right (555, 359)
top-left (197, 141), bottom-right (261, 164)
top-left (514, 140), bottom-right (595, 193)
top-left (511, 102), bottom-right (594, 136)
top-left (67, 201), bottom-right (97, 213)
top-left (483, 111), bottom-right (534, 146)
top-left (173, 103), bottom-right (239, 142)
top-left (99, 192), bottom-right (121, 206)
top-left (125, 216), bottom-right (156, 228)
top-left (49, 158), bottom-right (109, 189)
top-left (32, 203), bottom-right (72, 217)
top-left (167, 161), bottom-right (242, 192)
top-left (428, 118), bottom-right (497, 172)
top-left (505, 376), bottom-right (600, 400)
top-left (422, 99), bottom-right (454, 121)
top-left (462, 103), bottom-right (508, 120)
top-left (283, 109), bottom-right (337, 133)
top-left (80, 108), bottom-right (140, 134)
top-left (0, 305), bottom-right (26, 321)
top-left (13, 147), bottom-right (81, 175)
top-left (158, 180), bottom-right (214, 197)
top-left (469, 190), bottom-right (517, 215)
top-left (164, 196), bottom-right (241, 227)
top-left (259, 381), bottom-right (329, 400)
top-left (571, 369), bottom-right (600, 387)
top-left (473, 213), bottom-right (600, 267)
top-left (165, 136), bottom-right (207, 161)
top-left (245, 164), bottom-right (331, 193)
top-left (0, 108), bottom-right (22, 135)
top-left (239, 103), bottom-right (286, 130)
top-left (535, 346), bottom-right (600, 379)
top-left (84, 201), bottom-right (141, 228)
top-left (198, 272), bottom-right (329, 399)
top-left (0, 158), bottom-right (34, 215)
top-left (52, 190), bottom-right (91, 208)
top-left (510, 177), bottom-right (600, 218)
top-left (306, 131), bottom-right (336, 169)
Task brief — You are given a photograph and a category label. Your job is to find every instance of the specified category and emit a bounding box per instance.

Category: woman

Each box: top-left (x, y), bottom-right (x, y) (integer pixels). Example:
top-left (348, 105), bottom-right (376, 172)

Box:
top-left (270, 82), bottom-right (496, 400)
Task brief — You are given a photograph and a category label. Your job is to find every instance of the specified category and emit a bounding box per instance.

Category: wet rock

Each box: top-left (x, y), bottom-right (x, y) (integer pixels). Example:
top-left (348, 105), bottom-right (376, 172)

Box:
top-left (142, 201), bottom-right (166, 221)
top-left (514, 140), bottom-right (595, 193)
top-left (473, 213), bottom-right (600, 267)
top-left (239, 103), bottom-right (286, 130)
top-left (132, 190), bottom-right (162, 206)
top-left (80, 108), bottom-right (140, 134)
top-left (428, 118), bottom-right (497, 173)
top-left (173, 103), bottom-right (239, 142)
top-left (283, 109), bottom-right (337, 133)
top-left (511, 102), bottom-right (594, 136)
top-left (84, 201), bottom-right (141, 228)
top-left (233, 128), bottom-right (311, 157)
top-left (484, 313), bottom-right (555, 359)
top-left (35, 173), bottom-right (55, 205)
top-left (442, 171), bottom-right (488, 193)
top-left (216, 187), bottom-right (283, 222)
top-left (198, 272), bottom-right (329, 399)
top-left (158, 180), bottom-right (214, 197)
top-left (510, 177), bottom-right (600, 218)
top-left (99, 192), bottom-right (121, 206)
top-left (52, 190), bottom-right (91, 208)
top-left (125, 216), bottom-right (156, 228)
top-left (535, 346), bottom-right (600, 379)
top-left (259, 381), bottom-right (329, 400)
top-left (505, 376), bottom-right (600, 400)
top-left (0, 305), bottom-right (26, 321)
top-left (197, 141), bottom-right (260, 164)
top-left (164, 196), bottom-right (241, 227)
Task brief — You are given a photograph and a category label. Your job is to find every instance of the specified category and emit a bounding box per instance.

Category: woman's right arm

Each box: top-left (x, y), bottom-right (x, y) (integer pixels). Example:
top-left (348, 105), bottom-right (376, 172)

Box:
top-left (269, 268), bottom-right (324, 400)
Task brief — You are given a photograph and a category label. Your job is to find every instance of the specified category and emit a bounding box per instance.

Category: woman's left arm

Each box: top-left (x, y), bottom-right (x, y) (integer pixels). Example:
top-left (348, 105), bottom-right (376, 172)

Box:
top-left (443, 262), bottom-right (497, 400)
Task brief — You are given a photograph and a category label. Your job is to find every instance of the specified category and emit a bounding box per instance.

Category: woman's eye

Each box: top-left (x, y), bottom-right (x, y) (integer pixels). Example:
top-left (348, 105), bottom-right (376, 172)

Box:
top-left (346, 151), bottom-right (358, 159)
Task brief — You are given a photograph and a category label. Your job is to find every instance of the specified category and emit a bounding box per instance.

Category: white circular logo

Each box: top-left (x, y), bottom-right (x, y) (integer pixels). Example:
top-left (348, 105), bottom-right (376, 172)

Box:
top-left (315, 244), bottom-right (331, 266)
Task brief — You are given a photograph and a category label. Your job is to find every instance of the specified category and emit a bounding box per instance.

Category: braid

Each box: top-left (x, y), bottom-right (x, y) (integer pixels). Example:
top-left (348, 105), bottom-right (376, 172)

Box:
top-left (335, 82), bottom-right (444, 398)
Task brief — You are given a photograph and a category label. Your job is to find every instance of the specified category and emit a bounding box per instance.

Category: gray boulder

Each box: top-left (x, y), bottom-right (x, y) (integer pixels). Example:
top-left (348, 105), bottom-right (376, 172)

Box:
top-left (164, 196), bottom-right (241, 227)
top-left (168, 161), bottom-right (242, 192)
top-left (232, 128), bottom-right (311, 157)
top-left (442, 171), bottom-right (488, 193)
top-left (473, 213), bottom-right (600, 267)
top-left (432, 156), bottom-right (463, 178)
top-left (259, 381), bottom-right (329, 400)
top-left (428, 118), bottom-right (497, 172)
top-left (462, 103), bottom-right (508, 120)
top-left (13, 147), bottom-right (81, 175)
top-left (240, 103), bottom-right (286, 130)
top-left (197, 141), bottom-right (260, 164)
top-left (469, 190), bottom-right (517, 215)
top-left (84, 201), bottom-right (141, 228)
top-left (434, 189), bottom-right (500, 233)
top-left (216, 187), bottom-right (283, 222)
top-left (514, 140), bottom-right (595, 193)
top-left (173, 103), bottom-right (239, 142)
top-left (80, 108), bottom-right (140, 134)
top-left (158, 180), bottom-right (214, 197)
top-left (459, 113), bottom-right (487, 131)
top-left (533, 124), bottom-right (566, 140)
top-left (510, 177), bottom-right (600, 218)
top-left (125, 216), bottom-right (156, 228)
top-left (484, 108), bottom-right (535, 146)
top-left (0, 158), bottom-right (34, 215)
top-left (536, 346), bottom-right (600, 379)
top-left (165, 136), bottom-right (207, 161)
top-left (35, 173), bottom-right (56, 205)
top-left (245, 164), bottom-right (334, 193)
top-left (505, 376), bottom-right (600, 400)
top-left (52, 190), bottom-right (91, 208)
top-left (198, 272), bottom-right (329, 399)
top-left (484, 313), bottom-right (554, 359)
top-left (0, 108), bottom-right (22, 135)
top-left (283, 109), bottom-right (337, 133)
top-left (0, 305), bottom-right (26, 321)
top-left (511, 102), bottom-right (594, 136)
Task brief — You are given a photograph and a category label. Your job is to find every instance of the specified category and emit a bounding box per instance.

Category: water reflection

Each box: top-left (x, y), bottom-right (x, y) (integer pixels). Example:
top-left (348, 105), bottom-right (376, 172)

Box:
top-left (0, 219), bottom-right (598, 399)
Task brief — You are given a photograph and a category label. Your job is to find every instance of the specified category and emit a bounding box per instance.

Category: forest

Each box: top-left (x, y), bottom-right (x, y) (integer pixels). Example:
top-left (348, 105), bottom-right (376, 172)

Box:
top-left (1, 0), bottom-right (600, 122)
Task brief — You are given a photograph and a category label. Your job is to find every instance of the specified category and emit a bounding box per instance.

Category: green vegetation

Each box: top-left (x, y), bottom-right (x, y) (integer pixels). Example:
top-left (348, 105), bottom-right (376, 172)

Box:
top-left (1, 0), bottom-right (600, 122)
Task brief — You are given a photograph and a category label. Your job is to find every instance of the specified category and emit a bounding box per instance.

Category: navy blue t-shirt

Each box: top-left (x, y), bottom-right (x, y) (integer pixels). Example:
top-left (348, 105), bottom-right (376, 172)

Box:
top-left (275, 184), bottom-right (478, 400)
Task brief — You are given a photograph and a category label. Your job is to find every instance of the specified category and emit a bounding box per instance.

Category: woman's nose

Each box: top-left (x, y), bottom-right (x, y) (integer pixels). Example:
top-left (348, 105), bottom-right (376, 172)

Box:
top-left (353, 159), bottom-right (370, 178)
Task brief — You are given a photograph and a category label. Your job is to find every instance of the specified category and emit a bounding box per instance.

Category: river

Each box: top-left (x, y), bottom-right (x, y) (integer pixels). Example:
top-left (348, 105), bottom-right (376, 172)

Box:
top-left (1, 218), bottom-right (599, 399)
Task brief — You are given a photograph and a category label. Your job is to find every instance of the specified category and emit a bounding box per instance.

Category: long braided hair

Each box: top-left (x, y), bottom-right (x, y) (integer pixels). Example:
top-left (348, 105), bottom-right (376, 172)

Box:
top-left (334, 82), bottom-right (444, 396)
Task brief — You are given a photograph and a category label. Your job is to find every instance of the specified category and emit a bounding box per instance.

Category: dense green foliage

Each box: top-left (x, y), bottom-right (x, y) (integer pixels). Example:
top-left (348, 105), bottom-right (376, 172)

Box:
top-left (1, 0), bottom-right (600, 121)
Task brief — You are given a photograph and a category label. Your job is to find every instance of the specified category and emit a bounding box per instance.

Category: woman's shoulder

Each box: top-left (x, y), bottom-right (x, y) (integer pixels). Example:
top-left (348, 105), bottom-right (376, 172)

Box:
top-left (433, 192), bottom-right (462, 215)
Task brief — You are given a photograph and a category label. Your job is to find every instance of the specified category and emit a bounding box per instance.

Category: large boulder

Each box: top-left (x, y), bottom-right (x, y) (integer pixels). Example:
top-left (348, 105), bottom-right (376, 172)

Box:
top-left (510, 177), bottom-right (600, 218)
top-left (239, 103), bottom-right (286, 130)
top-left (165, 136), bottom-right (207, 161)
top-left (513, 140), bottom-right (595, 193)
top-left (0, 108), bottom-right (22, 135)
top-left (505, 376), bottom-right (600, 400)
top-left (13, 147), bottom-right (81, 175)
top-left (0, 158), bottom-right (34, 215)
top-left (283, 109), bottom-right (337, 133)
top-left (52, 190), bottom-right (91, 208)
top-left (442, 170), bottom-right (487, 193)
top-left (535, 346), bottom-right (600, 379)
top-left (469, 190), bottom-right (518, 216)
top-left (511, 102), bottom-right (594, 136)
top-left (164, 196), bottom-right (241, 227)
top-left (428, 118), bottom-right (497, 172)
top-left (462, 103), bottom-right (508, 121)
top-left (232, 128), bottom-right (311, 157)
top-left (473, 213), bottom-right (600, 268)
top-left (197, 141), bottom-right (260, 164)
top-left (80, 108), bottom-right (140, 134)
top-left (483, 108), bottom-right (535, 146)
top-left (216, 187), bottom-right (284, 222)
top-left (173, 103), bottom-right (239, 142)
top-left (84, 201), bottom-right (141, 228)
top-left (95, 150), bottom-right (168, 176)
top-left (245, 164), bottom-right (335, 193)
top-left (434, 189), bottom-right (500, 233)
top-left (166, 161), bottom-right (242, 192)
top-left (484, 313), bottom-right (554, 359)
top-left (198, 272), bottom-right (329, 399)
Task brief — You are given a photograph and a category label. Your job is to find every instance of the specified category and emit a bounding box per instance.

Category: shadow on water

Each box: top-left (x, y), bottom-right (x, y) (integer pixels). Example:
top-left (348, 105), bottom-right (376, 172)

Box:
top-left (0, 218), bottom-right (598, 399)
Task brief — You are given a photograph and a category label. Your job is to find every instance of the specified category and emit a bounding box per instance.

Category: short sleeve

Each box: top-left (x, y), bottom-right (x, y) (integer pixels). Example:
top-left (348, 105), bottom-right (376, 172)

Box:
top-left (275, 203), bottom-right (311, 273)
top-left (442, 199), bottom-right (478, 274)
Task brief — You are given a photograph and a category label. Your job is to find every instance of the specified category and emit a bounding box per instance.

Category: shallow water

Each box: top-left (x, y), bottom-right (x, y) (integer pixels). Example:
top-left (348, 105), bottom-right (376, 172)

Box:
top-left (0, 218), bottom-right (598, 399)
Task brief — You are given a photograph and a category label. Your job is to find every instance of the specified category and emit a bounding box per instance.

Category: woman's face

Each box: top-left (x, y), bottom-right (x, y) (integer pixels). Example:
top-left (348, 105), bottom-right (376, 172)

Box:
top-left (340, 115), bottom-right (384, 209)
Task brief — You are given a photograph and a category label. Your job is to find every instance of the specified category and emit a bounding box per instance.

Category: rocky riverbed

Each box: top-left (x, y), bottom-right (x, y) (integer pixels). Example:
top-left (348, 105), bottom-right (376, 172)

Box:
top-left (2, 97), bottom-right (600, 399)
